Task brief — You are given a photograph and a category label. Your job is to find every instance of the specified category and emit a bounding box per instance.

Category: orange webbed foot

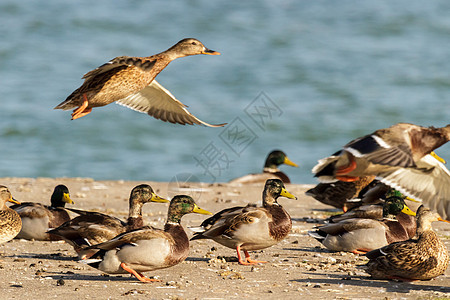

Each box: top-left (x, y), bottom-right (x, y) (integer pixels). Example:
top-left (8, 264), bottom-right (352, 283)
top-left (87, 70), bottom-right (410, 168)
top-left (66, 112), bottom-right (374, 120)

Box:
top-left (120, 263), bottom-right (159, 283)
top-left (71, 94), bottom-right (91, 120)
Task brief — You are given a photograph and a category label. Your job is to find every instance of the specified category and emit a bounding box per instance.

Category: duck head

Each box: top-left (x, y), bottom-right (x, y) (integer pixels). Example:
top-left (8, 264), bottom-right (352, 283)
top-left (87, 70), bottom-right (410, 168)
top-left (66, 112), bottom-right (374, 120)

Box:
top-left (0, 185), bottom-right (20, 207)
top-left (263, 179), bottom-right (297, 206)
top-left (51, 185), bottom-right (74, 207)
top-left (265, 150), bottom-right (298, 169)
top-left (167, 195), bottom-right (212, 224)
top-left (382, 192), bottom-right (416, 221)
top-left (167, 38), bottom-right (220, 58)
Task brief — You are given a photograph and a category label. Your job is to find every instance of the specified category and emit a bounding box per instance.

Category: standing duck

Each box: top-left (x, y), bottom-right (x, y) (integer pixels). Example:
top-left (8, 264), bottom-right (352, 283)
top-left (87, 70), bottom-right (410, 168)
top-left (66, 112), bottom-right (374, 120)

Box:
top-left (82, 195), bottom-right (211, 283)
top-left (48, 184), bottom-right (168, 258)
top-left (54, 38), bottom-right (225, 127)
top-left (0, 186), bottom-right (22, 244)
top-left (229, 150), bottom-right (299, 184)
top-left (309, 193), bottom-right (417, 254)
top-left (365, 206), bottom-right (450, 281)
top-left (312, 123), bottom-right (450, 220)
top-left (190, 179), bottom-right (297, 265)
top-left (10, 184), bottom-right (74, 241)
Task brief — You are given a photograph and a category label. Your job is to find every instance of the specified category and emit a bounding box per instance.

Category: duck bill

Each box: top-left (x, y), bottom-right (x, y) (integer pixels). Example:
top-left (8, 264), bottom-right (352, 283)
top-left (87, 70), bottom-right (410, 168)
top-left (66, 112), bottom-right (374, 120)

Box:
top-left (202, 48), bottom-right (221, 55)
top-left (280, 188), bottom-right (297, 200)
top-left (401, 205), bottom-right (416, 216)
top-left (283, 157), bottom-right (298, 167)
top-left (405, 196), bottom-right (421, 203)
top-left (193, 204), bottom-right (213, 215)
top-left (438, 217), bottom-right (450, 223)
top-left (151, 193), bottom-right (170, 203)
top-left (8, 197), bottom-right (21, 205)
top-left (63, 193), bottom-right (74, 204)
top-left (430, 151), bottom-right (446, 164)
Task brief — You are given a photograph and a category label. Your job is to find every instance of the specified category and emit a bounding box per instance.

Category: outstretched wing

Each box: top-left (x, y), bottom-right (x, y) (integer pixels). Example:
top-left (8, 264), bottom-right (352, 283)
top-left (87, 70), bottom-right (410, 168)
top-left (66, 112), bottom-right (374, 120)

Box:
top-left (116, 80), bottom-right (226, 127)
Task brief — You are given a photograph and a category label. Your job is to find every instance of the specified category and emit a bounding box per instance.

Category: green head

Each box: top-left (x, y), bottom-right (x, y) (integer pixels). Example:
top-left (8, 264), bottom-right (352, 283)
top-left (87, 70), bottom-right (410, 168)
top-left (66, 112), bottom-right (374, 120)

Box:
top-left (264, 150), bottom-right (298, 169)
top-left (382, 195), bottom-right (416, 221)
top-left (263, 179), bottom-right (297, 205)
top-left (51, 185), bottom-right (74, 207)
top-left (167, 195), bottom-right (212, 224)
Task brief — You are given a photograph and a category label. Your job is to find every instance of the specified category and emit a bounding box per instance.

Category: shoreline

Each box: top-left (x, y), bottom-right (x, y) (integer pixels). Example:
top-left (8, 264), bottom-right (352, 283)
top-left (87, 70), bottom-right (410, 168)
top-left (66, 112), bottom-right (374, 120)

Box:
top-left (0, 177), bottom-right (449, 299)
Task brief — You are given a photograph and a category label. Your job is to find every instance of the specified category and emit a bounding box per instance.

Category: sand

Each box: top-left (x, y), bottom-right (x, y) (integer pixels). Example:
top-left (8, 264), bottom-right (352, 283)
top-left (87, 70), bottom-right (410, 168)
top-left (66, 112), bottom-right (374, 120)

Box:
top-left (0, 177), bottom-right (449, 300)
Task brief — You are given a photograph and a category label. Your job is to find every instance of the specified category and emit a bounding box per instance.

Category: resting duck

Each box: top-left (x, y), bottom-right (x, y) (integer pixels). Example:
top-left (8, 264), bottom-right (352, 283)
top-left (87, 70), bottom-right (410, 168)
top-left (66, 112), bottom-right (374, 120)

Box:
top-left (82, 195), bottom-right (211, 283)
top-left (229, 150), bottom-right (298, 184)
top-left (305, 176), bottom-right (377, 212)
top-left (0, 185), bottom-right (22, 244)
top-left (11, 184), bottom-right (74, 241)
top-left (48, 184), bottom-right (168, 258)
top-left (312, 123), bottom-right (450, 220)
top-left (328, 189), bottom-right (418, 223)
top-left (365, 205), bottom-right (450, 281)
top-left (309, 193), bottom-right (417, 254)
top-left (190, 179), bottom-right (297, 265)
top-left (54, 38), bottom-right (225, 127)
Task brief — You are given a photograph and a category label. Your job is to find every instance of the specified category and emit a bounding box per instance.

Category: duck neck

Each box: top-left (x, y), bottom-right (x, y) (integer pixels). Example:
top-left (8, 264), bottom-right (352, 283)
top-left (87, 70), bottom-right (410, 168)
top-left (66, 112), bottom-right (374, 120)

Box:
top-left (127, 198), bottom-right (144, 230)
top-left (397, 212), bottom-right (416, 238)
top-left (50, 195), bottom-right (64, 208)
top-left (263, 196), bottom-right (291, 241)
top-left (416, 217), bottom-right (434, 236)
top-left (263, 166), bottom-right (280, 173)
top-left (262, 188), bottom-right (278, 208)
top-left (164, 222), bottom-right (190, 263)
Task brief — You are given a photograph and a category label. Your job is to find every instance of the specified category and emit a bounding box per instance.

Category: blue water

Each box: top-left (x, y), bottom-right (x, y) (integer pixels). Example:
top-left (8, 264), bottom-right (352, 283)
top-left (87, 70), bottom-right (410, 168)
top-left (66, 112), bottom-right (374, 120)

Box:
top-left (1, 0), bottom-right (449, 184)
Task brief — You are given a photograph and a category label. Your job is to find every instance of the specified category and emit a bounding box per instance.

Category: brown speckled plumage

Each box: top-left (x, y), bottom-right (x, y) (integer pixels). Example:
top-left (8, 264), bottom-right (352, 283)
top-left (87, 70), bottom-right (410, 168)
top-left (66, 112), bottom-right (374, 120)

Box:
top-left (48, 184), bottom-right (168, 258)
top-left (0, 186), bottom-right (22, 244)
top-left (54, 38), bottom-right (224, 127)
top-left (190, 179), bottom-right (296, 265)
top-left (365, 206), bottom-right (450, 281)
top-left (306, 176), bottom-right (377, 211)
top-left (84, 195), bottom-right (211, 283)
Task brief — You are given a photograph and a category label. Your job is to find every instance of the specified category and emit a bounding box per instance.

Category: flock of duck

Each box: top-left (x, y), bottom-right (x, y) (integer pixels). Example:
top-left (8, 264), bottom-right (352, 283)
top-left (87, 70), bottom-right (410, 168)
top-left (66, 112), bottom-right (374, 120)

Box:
top-left (1, 38), bottom-right (450, 285)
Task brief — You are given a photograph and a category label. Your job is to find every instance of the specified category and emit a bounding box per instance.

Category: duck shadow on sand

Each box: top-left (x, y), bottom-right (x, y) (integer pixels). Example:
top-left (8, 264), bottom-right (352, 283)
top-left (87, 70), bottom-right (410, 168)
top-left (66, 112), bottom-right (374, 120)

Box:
top-left (291, 272), bottom-right (450, 294)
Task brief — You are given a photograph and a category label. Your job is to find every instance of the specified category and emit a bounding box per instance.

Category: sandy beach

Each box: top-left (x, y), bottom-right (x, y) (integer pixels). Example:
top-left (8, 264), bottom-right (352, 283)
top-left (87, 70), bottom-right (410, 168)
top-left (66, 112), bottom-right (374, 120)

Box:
top-left (0, 177), bottom-right (449, 299)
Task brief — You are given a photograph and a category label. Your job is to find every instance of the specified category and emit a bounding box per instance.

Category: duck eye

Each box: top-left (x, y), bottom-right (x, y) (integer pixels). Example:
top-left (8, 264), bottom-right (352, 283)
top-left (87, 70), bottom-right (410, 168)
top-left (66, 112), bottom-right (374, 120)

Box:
top-left (191, 42), bottom-right (197, 45)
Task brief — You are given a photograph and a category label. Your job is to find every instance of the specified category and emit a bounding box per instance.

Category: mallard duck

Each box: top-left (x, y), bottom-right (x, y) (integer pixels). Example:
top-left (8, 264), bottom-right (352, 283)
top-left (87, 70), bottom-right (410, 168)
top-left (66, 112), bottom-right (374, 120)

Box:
top-left (379, 153), bottom-right (450, 220)
top-left (48, 184), bottom-right (168, 258)
top-left (365, 205), bottom-right (450, 281)
top-left (305, 176), bottom-right (377, 212)
top-left (0, 185), bottom-right (22, 244)
top-left (54, 38), bottom-right (225, 127)
top-left (229, 150), bottom-right (298, 184)
top-left (328, 188), bottom-right (417, 223)
top-left (10, 184), bottom-right (74, 241)
top-left (190, 179), bottom-right (297, 265)
top-left (309, 193), bottom-right (417, 254)
top-left (312, 123), bottom-right (450, 220)
top-left (82, 195), bottom-right (211, 283)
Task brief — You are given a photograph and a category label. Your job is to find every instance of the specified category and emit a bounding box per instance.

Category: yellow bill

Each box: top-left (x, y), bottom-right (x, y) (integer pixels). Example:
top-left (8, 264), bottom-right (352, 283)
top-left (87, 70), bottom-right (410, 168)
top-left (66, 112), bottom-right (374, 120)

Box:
top-left (151, 193), bottom-right (170, 203)
top-left (430, 151), bottom-right (446, 164)
top-left (401, 204), bottom-right (416, 216)
top-left (283, 156), bottom-right (299, 167)
top-left (63, 192), bottom-right (74, 204)
top-left (280, 188), bottom-right (297, 200)
top-left (8, 197), bottom-right (21, 205)
top-left (193, 204), bottom-right (213, 215)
